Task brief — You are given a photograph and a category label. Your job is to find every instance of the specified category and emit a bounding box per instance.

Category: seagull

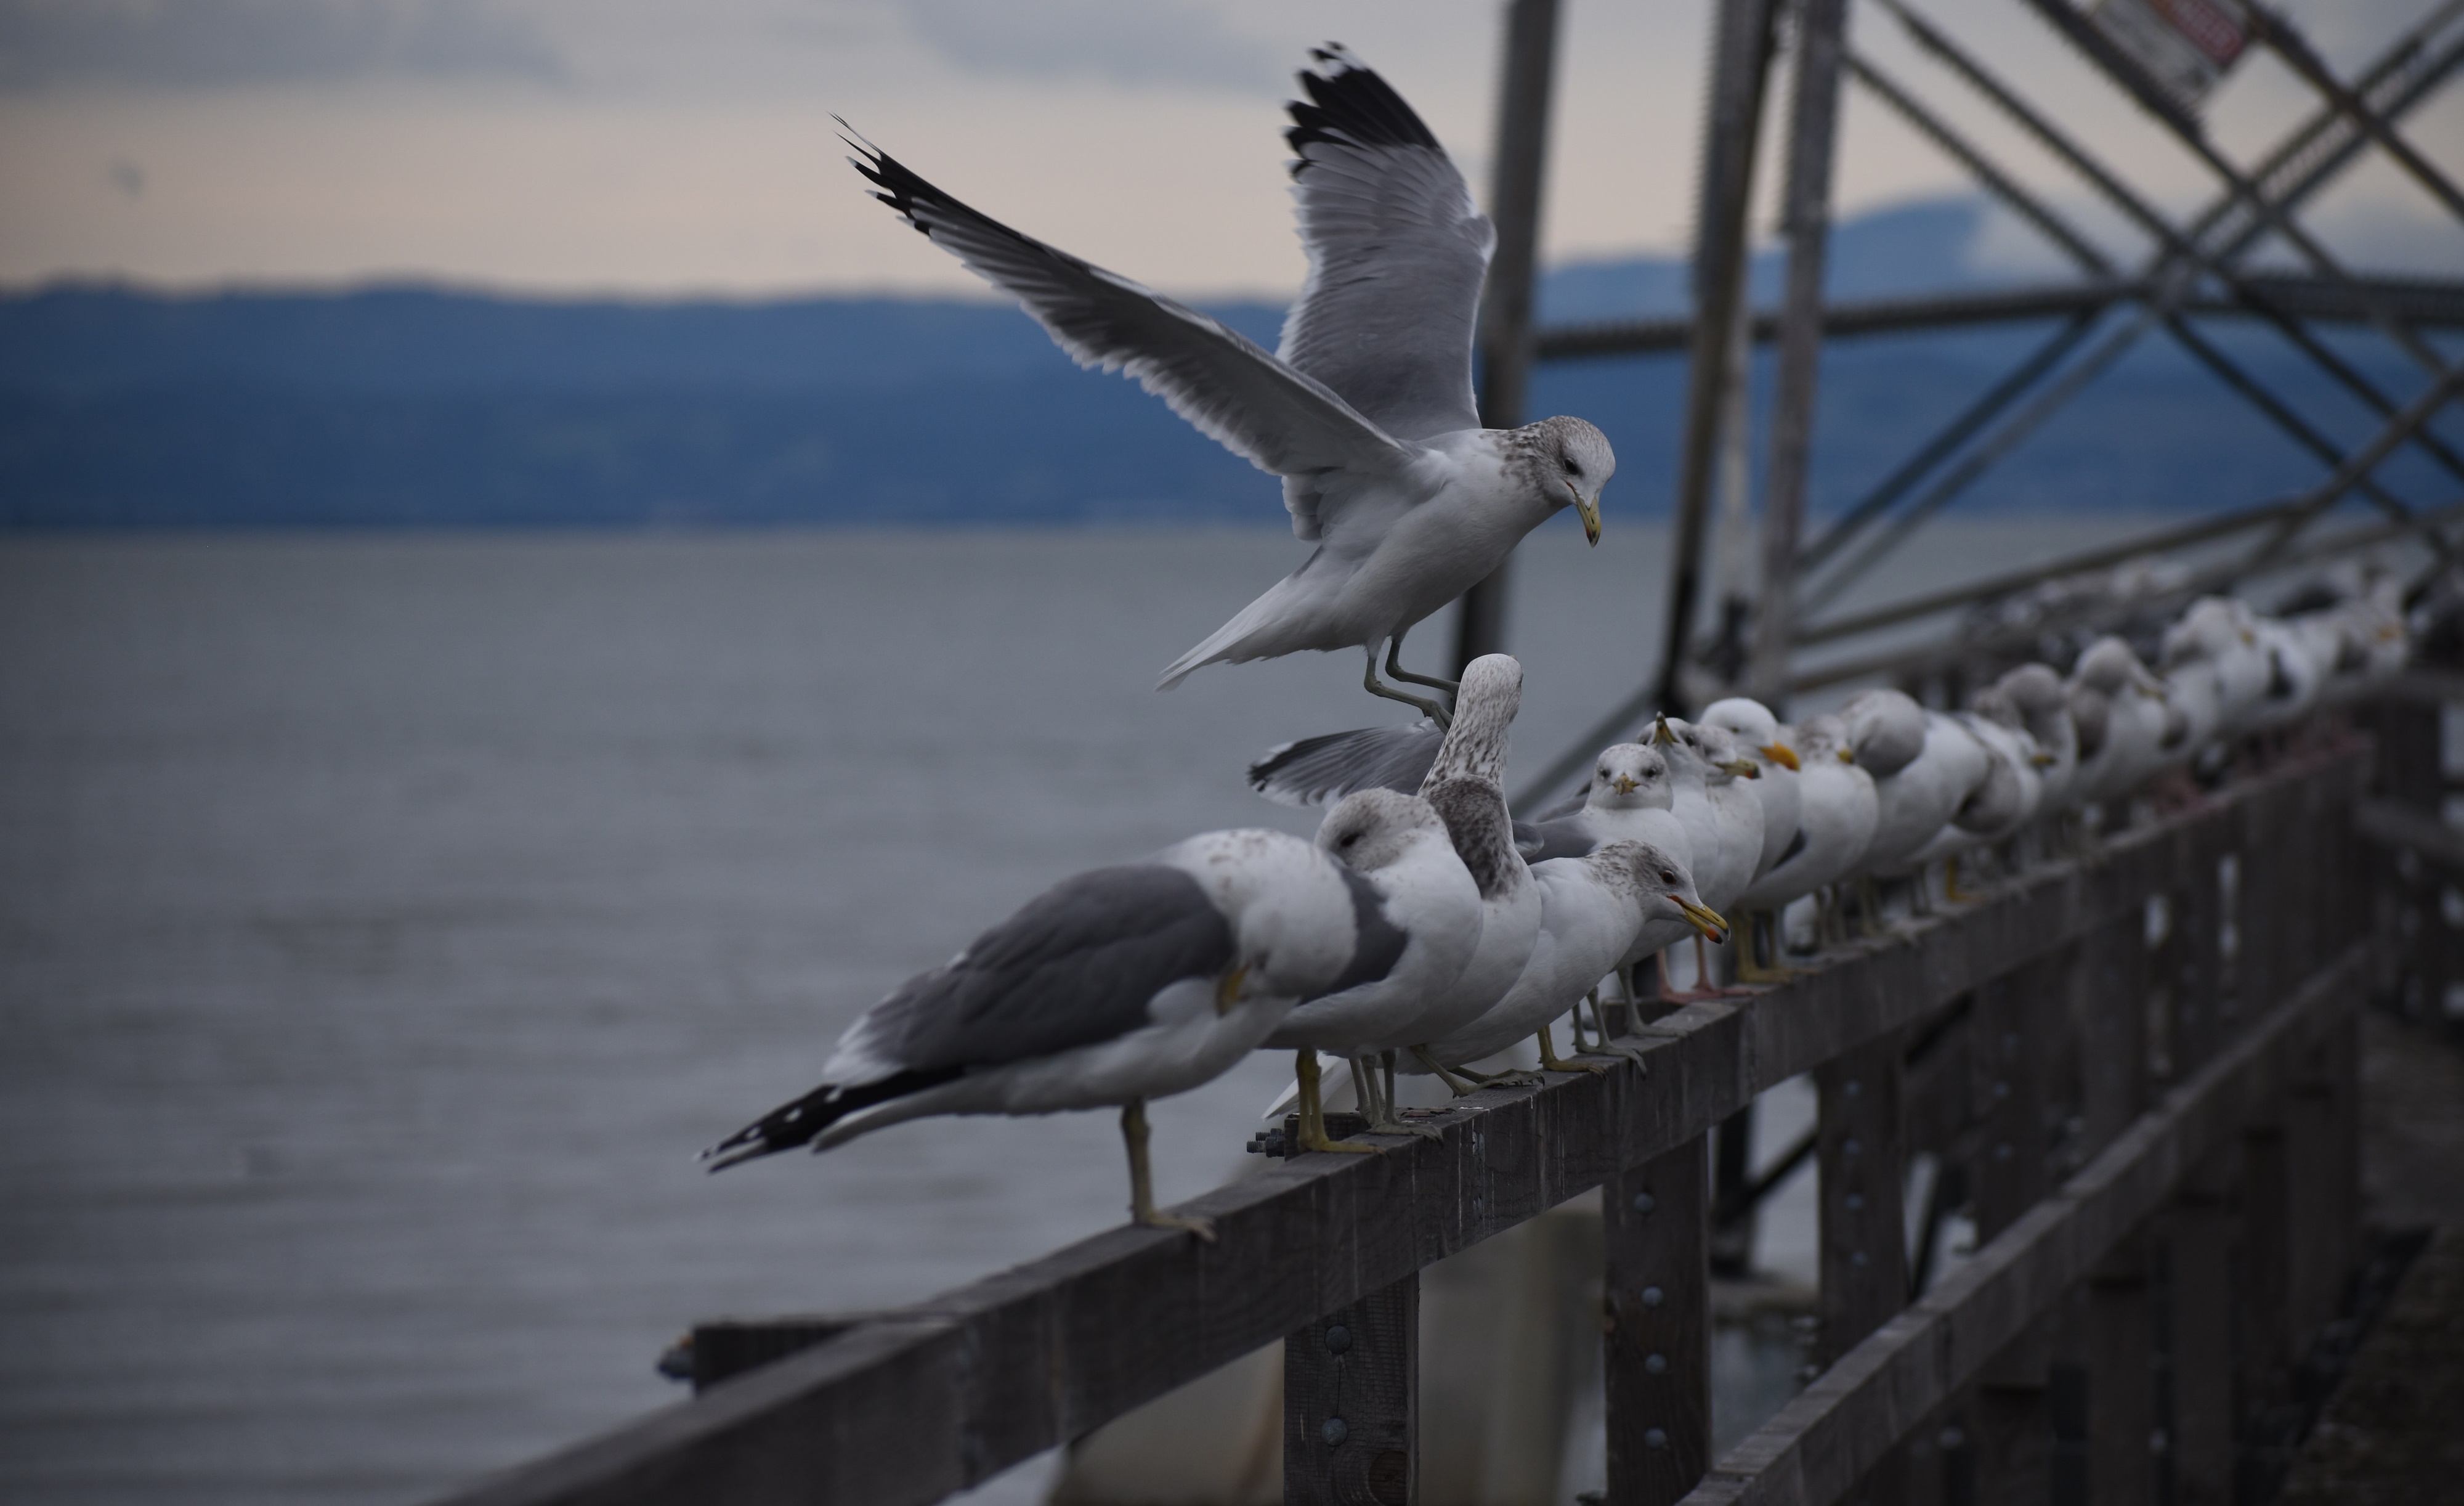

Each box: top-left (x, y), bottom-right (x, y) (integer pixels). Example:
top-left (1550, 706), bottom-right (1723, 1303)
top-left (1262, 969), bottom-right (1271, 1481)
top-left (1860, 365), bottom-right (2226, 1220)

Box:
top-left (1410, 839), bottom-right (1724, 1079)
top-left (1514, 740), bottom-right (1693, 1032)
top-left (1728, 714), bottom-right (1877, 967)
top-left (2066, 635), bottom-right (2175, 815)
top-left (1266, 788), bottom-right (1484, 1149)
top-left (1698, 696), bottom-right (1804, 885)
top-left (1908, 689), bottom-right (2044, 902)
top-left (702, 821), bottom-right (1420, 1239)
top-left (1846, 693), bottom-right (1985, 897)
top-left (2160, 597), bottom-right (2272, 762)
top-left (1517, 743), bottom-right (1690, 865)
top-left (1993, 663), bottom-right (2079, 824)
top-left (841, 47), bottom-right (1615, 725)
top-left (1647, 718), bottom-right (1762, 997)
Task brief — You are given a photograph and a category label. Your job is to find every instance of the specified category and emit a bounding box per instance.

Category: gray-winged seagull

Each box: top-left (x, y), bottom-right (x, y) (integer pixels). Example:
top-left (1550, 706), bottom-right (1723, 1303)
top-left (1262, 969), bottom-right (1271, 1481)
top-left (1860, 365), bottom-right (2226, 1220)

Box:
top-left (843, 47), bottom-right (1615, 724)
top-left (704, 816), bottom-right (1422, 1239)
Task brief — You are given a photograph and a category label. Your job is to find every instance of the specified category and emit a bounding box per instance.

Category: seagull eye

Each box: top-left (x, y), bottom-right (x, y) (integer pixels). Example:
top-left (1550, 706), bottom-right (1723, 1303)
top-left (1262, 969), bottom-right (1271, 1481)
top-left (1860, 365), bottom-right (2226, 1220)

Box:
top-left (1658, 869), bottom-right (1675, 884)
top-left (1566, 460), bottom-right (1584, 477)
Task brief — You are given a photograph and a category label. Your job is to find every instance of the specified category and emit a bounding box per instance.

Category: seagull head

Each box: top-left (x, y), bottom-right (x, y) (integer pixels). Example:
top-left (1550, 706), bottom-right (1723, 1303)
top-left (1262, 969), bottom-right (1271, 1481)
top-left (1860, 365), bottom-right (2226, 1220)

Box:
top-left (1588, 743), bottom-right (1671, 810)
top-left (1524, 416), bottom-right (1615, 546)
top-left (1316, 787), bottom-right (1448, 873)
top-left (1610, 841), bottom-right (1725, 943)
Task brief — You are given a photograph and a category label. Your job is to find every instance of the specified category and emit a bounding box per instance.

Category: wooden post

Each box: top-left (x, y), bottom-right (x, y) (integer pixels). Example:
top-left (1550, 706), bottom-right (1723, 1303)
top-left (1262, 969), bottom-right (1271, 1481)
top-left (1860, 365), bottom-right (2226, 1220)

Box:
top-left (1816, 1028), bottom-right (1911, 1502)
top-left (2076, 909), bottom-right (2151, 1161)
top-left (1454, 0), bottom-right (1562, 672)
top-left (1968, 960), bottom-right (2062, 1506)
top-left (1817, 1030), bottom-right (1908, 1364)
top-left (2234, 1120), bottom-right (2293, 1452)
top-left (2167, 1150), bottom-right (2237, 1504)
top-left (2084, 1235), bottom-right (2158, 1506)
top-left (1746, 0), bottom-right (1854, 704)
top-left (1655, 0), bottom-right (1780, 715)
top-left (1604, 1136), bottom-right (1711, 1505)
top-left (1709, 1107), bottom-right (1757, 1276)
top-left (1285, 1275), bottom-right (1418, 1506)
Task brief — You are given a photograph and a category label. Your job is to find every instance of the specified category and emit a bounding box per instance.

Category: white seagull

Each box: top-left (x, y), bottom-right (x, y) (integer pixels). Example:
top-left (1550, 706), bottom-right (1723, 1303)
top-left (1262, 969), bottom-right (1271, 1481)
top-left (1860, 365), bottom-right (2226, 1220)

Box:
top-left (843, 47), bottom-right (1614, 723)
top-left (1412, 840), bottom-right (1724, 1078)
top-left (1266, 788), bottom-right (1483, 1150)
top-left (704, 820), bottom-right (1423, 1239)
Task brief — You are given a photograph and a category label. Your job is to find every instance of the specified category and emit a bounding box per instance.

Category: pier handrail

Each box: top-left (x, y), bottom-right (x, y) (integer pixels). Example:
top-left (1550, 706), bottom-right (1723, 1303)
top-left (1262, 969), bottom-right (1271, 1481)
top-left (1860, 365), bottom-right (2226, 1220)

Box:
top-left (434, 729), bottom-right (2378, 1506)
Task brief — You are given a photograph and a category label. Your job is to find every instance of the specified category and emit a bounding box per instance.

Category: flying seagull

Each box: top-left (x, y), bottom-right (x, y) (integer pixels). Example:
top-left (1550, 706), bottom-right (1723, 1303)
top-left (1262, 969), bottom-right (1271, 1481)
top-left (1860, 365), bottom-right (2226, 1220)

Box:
top-left (703, 818), bottom-right (1418, 1240)
top-left (843, 46), bottom-right (1614, 724)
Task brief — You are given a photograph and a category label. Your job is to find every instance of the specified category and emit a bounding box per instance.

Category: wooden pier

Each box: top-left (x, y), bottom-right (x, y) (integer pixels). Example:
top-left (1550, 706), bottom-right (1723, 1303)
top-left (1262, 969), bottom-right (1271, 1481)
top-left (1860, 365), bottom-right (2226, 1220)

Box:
top-left (422, 699), bottom-right (2450, 1505)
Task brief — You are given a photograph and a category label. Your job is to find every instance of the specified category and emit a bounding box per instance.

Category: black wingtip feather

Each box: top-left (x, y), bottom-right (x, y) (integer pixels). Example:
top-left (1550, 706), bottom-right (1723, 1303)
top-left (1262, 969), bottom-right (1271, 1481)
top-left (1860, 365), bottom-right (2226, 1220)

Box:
top-left (1284, 45), bottom-right (1440, 177)
top-left (702, 1067), bottom-right (964, 1172)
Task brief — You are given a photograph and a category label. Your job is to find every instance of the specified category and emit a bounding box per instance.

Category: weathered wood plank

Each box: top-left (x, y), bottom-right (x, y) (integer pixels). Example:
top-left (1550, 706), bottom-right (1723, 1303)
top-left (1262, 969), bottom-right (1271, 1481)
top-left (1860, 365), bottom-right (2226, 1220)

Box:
top-left (1606, 1136), bottom-right (1713, 1505)
top-left (1676, 946), bottom-right (2364, 1506)
top-left (427, 747), bottom-right (2362, 1506)
top-left (1284, 1274), bottom-right (1417, 1506)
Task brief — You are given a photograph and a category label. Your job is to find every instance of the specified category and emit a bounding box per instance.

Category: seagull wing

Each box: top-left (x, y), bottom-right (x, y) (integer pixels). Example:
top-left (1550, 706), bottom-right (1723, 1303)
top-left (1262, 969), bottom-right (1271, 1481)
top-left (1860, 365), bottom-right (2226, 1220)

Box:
top-left (1247, 721), bottom-right (1445, 807)
top-left (849, 136), bottom-right (1410, 485)
top-left (1278, 48), bottom-right (1494, 453)
top-left (833, 865), bottom-right (1238, 1081)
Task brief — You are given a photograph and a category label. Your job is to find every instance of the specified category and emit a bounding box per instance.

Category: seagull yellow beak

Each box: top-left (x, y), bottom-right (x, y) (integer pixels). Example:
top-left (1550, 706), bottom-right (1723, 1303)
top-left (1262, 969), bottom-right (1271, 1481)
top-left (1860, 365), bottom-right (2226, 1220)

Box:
top-left (1651, 715), bottom-right (1676, 747)
top-left (1764, 742), bottom-right (1801, 771)
top-left (1837, 747), bottom-right (1856, 764)
top-left (1214, 964), bottom-right (1249, 1015)
top-left (1721, 759), bottom-right (1761, 778)
top-left (1676, 897), bottom-right (1728, 943)
top-left (1572, 487), bottom-right (1602, 547)
top-left (2032, 752), bottom-right (2059, 767)
top-left (1613, 775), bottom-right (1639, 794)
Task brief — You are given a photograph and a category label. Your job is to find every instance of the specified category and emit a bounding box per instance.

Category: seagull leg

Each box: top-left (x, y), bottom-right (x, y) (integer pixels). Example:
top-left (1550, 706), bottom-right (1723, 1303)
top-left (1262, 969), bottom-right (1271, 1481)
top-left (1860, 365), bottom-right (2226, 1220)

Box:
top-left (1409, 1044), bottom-right (1489, 1096)
top-left (1363, 646), bottom-right (1452, 727)
top-left (1570, 990), bottom-right (1599, 1052)
top-left (1537, 1019), bottom-right (1608, 1075)
top-left (1356, 1050), bottom-right (1438, 1138)
top-left (1384, 632), bottom-right (1461, 695)
top-left (1945, 855), bottom-right (1975, 905)
top-left (1733, 911), bottom-right (1797, 985)
top-left (1122, 1099), bottom-right (1213, 1240)
top-left (1859, 874), bottom-right (1891, 940)
top-left (1580, 988), bottom-right (1653, 1068)
top-left (1295, 1049), bottom-right (1379, 1155)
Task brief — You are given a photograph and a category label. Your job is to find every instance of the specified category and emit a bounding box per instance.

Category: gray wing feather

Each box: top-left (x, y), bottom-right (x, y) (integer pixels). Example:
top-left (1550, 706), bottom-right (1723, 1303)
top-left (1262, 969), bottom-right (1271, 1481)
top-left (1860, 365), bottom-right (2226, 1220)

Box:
top-left (1515, 815), bottom-right (1599, 863)
top-left (849, 135), bottom-right (1408, 488)
top-left (1278, 49), bottom-right (1492, 504)
top-left (1247, 721), bottom-right (1445, 807)
top-left (869, 866), bottom-right (1234, 1073)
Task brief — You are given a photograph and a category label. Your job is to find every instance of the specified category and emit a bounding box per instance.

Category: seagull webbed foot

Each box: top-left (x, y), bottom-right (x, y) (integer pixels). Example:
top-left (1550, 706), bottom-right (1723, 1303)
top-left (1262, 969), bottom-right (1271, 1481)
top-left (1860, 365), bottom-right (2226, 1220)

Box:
top-left (1537, 1022), bottom-right (1610, 1076)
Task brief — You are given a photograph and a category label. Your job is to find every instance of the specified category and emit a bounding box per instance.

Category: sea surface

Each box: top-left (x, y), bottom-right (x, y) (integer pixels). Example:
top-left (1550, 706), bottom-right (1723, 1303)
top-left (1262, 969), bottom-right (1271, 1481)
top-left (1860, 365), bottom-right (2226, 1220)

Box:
top-left (0, 516), bottom-right (2160, 1505)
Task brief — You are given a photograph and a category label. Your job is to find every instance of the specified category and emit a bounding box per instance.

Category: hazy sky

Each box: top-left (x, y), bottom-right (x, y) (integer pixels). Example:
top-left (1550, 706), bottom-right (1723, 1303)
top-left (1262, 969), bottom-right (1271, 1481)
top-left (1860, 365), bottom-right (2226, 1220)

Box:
top-left (0, 0), bottom-right (2455, 296)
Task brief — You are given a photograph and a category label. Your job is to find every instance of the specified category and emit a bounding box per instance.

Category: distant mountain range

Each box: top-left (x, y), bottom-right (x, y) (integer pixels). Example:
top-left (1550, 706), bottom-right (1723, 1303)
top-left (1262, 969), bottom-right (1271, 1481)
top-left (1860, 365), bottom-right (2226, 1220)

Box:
top-left (0, 198), bottom-right (2417, 529)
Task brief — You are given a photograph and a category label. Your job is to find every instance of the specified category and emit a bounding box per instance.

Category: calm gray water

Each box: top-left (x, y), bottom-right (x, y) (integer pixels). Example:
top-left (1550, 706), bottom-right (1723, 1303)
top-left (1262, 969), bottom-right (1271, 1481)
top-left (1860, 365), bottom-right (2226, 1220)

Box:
top-left (0, 518), bottom-right (2152, 1505)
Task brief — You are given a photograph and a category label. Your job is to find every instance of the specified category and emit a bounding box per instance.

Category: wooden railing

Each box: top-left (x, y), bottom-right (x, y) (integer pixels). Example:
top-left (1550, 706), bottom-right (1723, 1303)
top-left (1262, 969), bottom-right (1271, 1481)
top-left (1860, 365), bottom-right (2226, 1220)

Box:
top-left (434, 726), bottom-right (2404, 1506)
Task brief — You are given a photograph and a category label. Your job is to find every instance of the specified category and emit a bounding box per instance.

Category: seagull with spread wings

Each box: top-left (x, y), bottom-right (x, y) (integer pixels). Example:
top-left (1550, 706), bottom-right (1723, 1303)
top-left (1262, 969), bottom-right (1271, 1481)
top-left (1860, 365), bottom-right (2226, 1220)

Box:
top-left (845, 46), bottom-right (1615, 723)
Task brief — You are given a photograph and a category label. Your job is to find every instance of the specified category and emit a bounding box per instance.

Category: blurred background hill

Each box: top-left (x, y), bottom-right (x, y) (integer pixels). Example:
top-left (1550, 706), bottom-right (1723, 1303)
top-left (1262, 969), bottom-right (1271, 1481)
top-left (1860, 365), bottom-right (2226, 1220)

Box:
top-left (2, 197), bottom-right (2398, 529)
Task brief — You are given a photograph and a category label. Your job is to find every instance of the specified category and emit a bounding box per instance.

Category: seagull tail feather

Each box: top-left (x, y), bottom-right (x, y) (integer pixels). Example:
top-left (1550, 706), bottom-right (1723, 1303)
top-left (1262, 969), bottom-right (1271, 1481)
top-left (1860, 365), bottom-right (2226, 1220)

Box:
top-left (1157, 576), bottom-right (1325, 690)
top-left (702, 1067), bottom-right (962, 1172)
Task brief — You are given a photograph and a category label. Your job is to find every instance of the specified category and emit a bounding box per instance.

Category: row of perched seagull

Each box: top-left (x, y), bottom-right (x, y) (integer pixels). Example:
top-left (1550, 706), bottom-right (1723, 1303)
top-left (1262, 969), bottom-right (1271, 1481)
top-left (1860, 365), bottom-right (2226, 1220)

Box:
top-left (1247, 576), bottom-right (2411, 1055)
top-left (703, 569), bottom-right (2404, 1239)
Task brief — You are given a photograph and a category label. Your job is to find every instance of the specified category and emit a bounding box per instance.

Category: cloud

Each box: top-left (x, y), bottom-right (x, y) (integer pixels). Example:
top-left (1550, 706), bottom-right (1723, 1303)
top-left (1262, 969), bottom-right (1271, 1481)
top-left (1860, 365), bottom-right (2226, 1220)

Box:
top-left (899, 0), bottom-right (1281, 92)
top-left (0, 0), bottom-right (561, 89)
